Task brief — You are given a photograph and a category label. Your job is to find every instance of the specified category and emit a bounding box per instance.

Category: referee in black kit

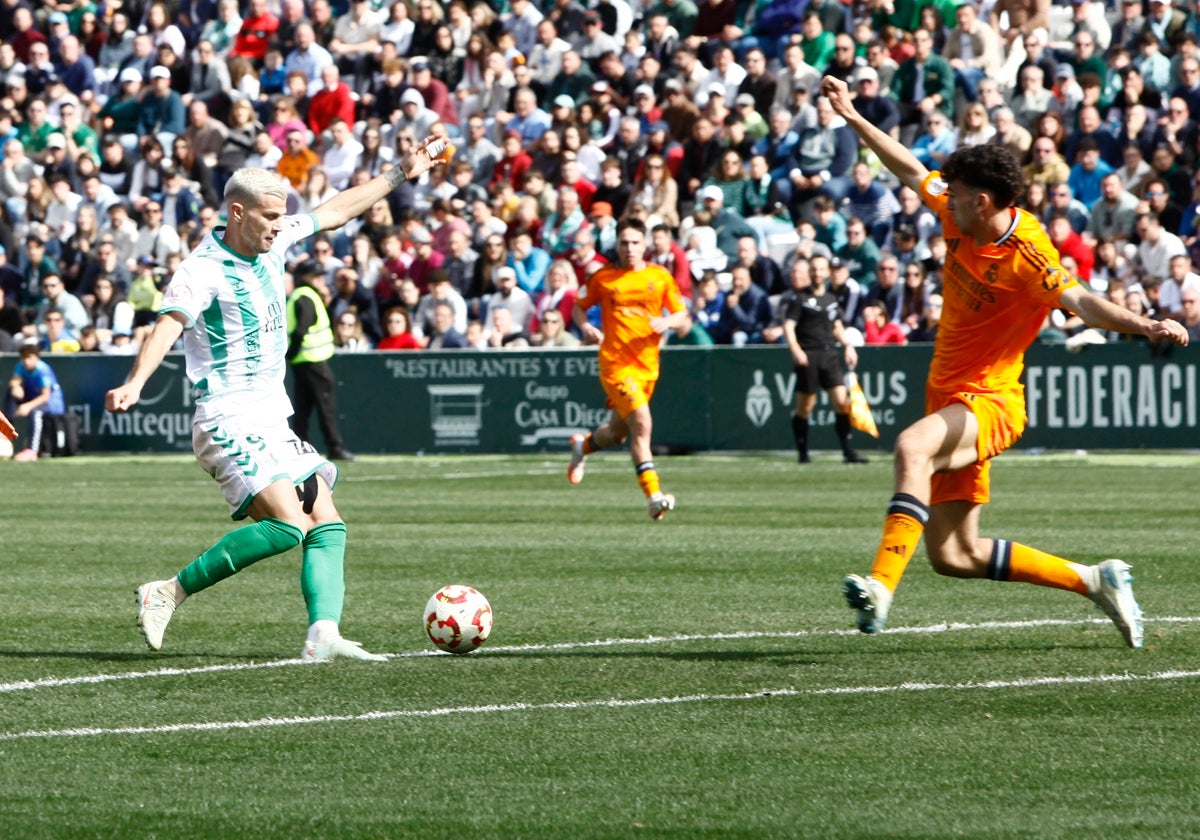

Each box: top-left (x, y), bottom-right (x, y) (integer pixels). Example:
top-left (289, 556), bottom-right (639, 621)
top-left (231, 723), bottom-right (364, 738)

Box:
top-left (287, 260), bottom-right (356, 462)
top-left (782, 258), bottom-right (869, 465)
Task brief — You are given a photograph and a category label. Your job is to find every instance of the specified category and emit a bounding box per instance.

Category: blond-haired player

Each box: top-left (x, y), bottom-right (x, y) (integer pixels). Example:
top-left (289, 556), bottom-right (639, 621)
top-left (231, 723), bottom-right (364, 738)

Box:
top-left (106, 138), bottom-right (448, 660)
top-left (568, 218), bottom-right (689, 519)
top-left (820, 75), bottom-right (1189, 648)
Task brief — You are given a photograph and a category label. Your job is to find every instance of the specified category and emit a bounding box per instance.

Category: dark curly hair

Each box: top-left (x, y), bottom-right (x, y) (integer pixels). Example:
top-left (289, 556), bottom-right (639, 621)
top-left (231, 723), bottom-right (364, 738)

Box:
top-left (940, 144), bottom-right (1025, 209)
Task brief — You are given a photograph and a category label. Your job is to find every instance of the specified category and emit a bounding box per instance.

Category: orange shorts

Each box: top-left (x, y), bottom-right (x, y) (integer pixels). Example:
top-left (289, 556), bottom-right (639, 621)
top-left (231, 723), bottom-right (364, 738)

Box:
top-left (927, 387), bottom-right (1026, 506)
top-left (602, 368), bottom-right (657, 419)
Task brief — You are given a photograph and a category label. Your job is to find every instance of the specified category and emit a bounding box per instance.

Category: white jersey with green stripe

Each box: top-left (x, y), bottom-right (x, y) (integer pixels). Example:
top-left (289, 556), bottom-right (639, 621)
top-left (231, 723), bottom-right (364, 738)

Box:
top-left (159, 213), bottom-right (319, 424)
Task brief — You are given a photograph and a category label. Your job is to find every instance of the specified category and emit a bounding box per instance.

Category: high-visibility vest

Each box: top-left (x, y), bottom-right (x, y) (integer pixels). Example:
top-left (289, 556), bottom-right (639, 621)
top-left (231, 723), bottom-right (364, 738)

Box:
top-left (286, 285), bottom-right (334, 364)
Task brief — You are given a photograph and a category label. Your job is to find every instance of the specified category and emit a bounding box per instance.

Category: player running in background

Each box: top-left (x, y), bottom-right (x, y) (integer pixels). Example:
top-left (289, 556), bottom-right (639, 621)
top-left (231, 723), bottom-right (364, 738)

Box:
top-left (820, 75), bottom-right (1189, 648)
top-left (568, 218), bottom-right (689, 519)
top-left (106, 138), bottom-right (447, 660)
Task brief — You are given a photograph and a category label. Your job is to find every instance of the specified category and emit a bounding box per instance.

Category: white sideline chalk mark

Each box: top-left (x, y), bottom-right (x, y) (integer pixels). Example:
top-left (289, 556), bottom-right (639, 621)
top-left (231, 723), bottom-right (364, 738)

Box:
top-left (1, 617), bottom-right (1197, 697)
top-left (4, 668), bottom-right (1200, 742)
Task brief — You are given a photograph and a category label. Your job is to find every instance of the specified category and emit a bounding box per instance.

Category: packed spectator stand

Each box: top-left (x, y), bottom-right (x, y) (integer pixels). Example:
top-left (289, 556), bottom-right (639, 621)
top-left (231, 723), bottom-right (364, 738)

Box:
top-left (3, 0), bottom-right (1199, 356)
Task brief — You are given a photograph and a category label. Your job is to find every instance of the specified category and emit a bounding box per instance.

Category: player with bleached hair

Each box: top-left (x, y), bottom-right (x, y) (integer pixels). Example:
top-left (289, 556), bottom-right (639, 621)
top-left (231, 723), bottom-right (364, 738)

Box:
top-left (819, 74), bottom-right (1189, 649)
top-left (106, 138), bottom-right (448, 661)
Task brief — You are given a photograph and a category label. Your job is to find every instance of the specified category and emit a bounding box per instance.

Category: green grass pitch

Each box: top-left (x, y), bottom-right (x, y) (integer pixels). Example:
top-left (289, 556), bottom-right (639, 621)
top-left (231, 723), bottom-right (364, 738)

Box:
top-left (1, 451), bottom-right (1199, 839)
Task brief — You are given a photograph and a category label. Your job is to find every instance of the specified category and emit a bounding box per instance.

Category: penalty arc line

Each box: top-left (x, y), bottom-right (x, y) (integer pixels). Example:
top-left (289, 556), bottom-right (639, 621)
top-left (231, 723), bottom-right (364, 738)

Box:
top-left (3, 668), bottom-right (1200, 742)
top-left (2, 616), bottom-right (1198, 697)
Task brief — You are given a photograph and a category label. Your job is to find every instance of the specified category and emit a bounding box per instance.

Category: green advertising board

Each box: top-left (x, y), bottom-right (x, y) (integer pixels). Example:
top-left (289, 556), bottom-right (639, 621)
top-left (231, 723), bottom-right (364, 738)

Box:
top-left (11, 342), bottom-right (1197, 455)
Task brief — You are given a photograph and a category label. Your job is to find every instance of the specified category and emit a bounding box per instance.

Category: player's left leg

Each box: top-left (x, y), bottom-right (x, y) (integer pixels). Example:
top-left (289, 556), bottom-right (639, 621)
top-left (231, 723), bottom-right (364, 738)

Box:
top-left (925, 502), bottom-right (1143, 648)
top-left (625, 404), bottom-right (674, 520)
top-left (568, 410), bottom-right (628, 485)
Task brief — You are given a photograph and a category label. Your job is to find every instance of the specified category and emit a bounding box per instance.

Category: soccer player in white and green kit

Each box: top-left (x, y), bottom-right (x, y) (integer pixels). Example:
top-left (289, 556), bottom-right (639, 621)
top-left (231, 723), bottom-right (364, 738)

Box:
top-left (106, 137), bottom-right (448, 661)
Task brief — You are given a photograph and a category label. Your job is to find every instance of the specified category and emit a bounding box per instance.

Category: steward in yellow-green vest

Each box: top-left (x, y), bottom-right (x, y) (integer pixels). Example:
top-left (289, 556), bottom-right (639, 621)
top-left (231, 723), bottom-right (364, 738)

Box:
top-left (286, 261), bottom-right (354, 460)
top-left (287, 284), bottom-right (335, 364)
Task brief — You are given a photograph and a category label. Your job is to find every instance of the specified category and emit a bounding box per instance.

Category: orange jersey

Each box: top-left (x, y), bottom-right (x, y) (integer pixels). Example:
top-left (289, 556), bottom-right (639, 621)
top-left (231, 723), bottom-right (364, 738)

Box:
top-left (577, 262), bottom-right (685, 377)
top-left (920, 171), bottom-right (1079, 394)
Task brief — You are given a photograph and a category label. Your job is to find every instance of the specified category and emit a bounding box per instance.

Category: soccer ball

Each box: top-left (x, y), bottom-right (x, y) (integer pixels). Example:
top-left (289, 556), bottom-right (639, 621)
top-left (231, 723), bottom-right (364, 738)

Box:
top-left (424, 585), bottom-right (493, 654)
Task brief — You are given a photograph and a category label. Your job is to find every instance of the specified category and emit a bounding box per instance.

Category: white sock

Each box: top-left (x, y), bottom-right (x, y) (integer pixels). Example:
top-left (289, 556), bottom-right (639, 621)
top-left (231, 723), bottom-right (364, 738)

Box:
top-left (165, 576), bottom-right (188, 607)
top-left (306, 619), bottom-right (340, 646)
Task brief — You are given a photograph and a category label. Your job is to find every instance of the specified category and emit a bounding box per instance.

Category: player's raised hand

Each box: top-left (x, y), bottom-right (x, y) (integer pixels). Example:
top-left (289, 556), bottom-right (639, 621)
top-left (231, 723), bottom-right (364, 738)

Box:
top-left (105, 382), bottom-right (143, 414)
top-left (399, 135), bottom-right (453, 183)
top-left (820, 75), bottom-right (856, 121)
top-left (1151, 318), bottom-right (1190, 346)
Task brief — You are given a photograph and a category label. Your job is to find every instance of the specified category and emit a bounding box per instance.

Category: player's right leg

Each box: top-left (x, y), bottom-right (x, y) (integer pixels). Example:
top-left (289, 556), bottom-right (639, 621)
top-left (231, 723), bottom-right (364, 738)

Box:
top-left (843, 404), bottom-right (978, 633)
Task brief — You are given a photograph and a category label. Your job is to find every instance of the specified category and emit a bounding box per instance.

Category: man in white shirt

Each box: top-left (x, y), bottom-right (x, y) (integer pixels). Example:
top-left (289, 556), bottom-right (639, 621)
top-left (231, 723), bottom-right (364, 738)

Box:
top-left (321, 118), bottom-right (364, 189)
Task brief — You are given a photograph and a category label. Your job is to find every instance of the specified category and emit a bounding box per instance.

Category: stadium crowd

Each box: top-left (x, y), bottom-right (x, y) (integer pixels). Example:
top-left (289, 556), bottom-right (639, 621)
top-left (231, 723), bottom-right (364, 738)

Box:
top-left (3, 0), bottom-right (1200, 356)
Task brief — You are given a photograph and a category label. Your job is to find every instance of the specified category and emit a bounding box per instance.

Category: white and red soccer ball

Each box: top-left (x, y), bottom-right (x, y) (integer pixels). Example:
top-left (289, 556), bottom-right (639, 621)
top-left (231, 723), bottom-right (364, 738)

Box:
top-left (424, 585), bottom-right (493, 654)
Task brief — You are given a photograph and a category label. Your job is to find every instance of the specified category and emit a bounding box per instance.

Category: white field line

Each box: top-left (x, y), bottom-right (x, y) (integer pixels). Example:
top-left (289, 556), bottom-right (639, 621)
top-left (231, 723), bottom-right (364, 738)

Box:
top-left (1, 616), bottom-right (1197, 697)
top-left (4, 668), bottom-right (1200, 742)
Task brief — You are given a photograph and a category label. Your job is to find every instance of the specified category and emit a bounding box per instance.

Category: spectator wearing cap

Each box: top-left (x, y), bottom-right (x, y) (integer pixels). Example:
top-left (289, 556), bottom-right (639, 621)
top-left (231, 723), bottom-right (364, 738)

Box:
top-left (850, 66), bottom-right (900, 138)
top-left (495, 85), bottom-right (552, 145)
top-left (734, 93), bottom-right (768, 141)
top-left (137, 66), bottom-right (186, 149)
top-left (231, 0), bottom-right (280, 64)
top-left (483, 265), bottom-right (536, 332)
top-left (892, 28), bottom-right (954, 147)
top-left (99, 68), bottom-right (144, 141)
top-left (410, 57), bottom-right (459, 127)
top-left (307, 65), bottom-right (356, 140)
top-left (697, 184), bottom-right (756, 261)
top-left (574, 11), bottom-right (620, 74)
top-left (658, 77), bottom-right (700, 144)
top-left (407, 225), bottom-right (446, 296)
top-left (1049, 63), bottom-right (1085, 118)
top-left (1141, 0), bottom-right (1190, 57)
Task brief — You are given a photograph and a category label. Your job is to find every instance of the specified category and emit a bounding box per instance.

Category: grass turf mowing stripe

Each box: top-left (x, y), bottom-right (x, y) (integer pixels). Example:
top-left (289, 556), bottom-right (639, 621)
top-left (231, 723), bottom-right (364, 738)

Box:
top-left (4, 668), bottom-right (1200, 742)
top-left (3, 616), bottom-right (1197, 696)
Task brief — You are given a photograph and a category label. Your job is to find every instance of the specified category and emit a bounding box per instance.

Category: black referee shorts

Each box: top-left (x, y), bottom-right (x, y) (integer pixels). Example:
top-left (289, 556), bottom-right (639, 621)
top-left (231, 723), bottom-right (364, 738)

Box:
top-left (794, 345), bottom-right (845, 394)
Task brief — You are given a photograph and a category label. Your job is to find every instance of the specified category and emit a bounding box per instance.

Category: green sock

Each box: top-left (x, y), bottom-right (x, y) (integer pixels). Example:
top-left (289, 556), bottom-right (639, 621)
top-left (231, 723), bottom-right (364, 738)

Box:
top-left (301, 521), bottom-right (347, 624)
top-left (177, 518), bottom-right (304, 595)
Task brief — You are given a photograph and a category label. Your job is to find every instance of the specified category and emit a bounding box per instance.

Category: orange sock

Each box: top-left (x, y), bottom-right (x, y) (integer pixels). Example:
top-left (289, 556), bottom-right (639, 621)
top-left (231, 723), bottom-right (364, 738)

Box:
top-left (870, 493), bottom-right (930, 592)
top-left (988, 540), bottom-right (1090, 594)
top-left (635, 460), bottom-right (661, 498)
top-left (583, 433), bottom-right (598, 455)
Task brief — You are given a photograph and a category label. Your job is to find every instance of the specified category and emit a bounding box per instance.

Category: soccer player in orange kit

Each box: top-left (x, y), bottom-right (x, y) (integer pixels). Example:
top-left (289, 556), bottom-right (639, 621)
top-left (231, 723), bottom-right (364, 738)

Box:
top-left (820, 75), bottom-right (1189, 648)
top-left (567, 218), bottom-right (689, 519)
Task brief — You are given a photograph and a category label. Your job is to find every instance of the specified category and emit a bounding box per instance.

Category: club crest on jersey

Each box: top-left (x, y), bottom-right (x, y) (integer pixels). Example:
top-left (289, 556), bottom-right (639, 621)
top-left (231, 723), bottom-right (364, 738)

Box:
top-left (165, 285), bottom-right (192, 304)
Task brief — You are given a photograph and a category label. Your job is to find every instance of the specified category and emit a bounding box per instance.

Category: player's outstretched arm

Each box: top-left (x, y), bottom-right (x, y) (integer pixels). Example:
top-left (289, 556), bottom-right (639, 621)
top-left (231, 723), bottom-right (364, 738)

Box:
top-left (820, 76), bottom-right (930, 194)
top-left (1061, 285), bottom-right (1190, 346)
top-left (105, 312), bottom-right (187, 413)
top-left (313, 136), bottom-right (449, 233)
